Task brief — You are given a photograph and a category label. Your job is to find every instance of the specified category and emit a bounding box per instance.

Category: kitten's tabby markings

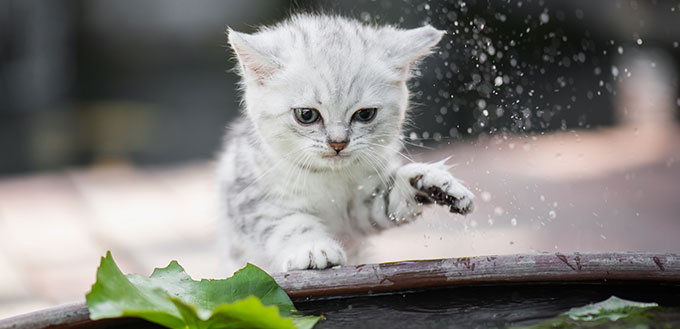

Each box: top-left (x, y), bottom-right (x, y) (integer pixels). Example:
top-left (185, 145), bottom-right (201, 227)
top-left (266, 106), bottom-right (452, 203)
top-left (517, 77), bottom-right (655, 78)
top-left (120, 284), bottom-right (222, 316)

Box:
top-left (217, 14), bottom-right (474, 273)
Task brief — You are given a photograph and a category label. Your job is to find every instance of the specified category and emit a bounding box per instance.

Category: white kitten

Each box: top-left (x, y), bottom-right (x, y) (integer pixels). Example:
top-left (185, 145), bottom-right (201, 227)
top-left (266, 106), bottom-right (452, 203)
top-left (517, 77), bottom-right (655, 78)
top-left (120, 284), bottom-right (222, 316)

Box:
top-left (217, 14), bottom-right (474, 273)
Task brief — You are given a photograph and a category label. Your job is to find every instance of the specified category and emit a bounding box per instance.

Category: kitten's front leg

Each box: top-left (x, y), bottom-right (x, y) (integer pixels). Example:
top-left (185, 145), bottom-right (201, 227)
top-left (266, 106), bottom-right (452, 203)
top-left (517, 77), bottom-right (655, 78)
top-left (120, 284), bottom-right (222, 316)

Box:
top-left (265, 213), bottom-right (347, 272)
top-left (388, 160), bottom-right (475, 221)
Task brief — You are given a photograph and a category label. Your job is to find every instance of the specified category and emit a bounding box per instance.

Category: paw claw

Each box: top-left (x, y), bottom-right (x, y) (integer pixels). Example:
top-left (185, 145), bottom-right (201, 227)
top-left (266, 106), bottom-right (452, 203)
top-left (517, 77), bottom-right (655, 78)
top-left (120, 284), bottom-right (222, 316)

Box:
top-left (409, 174), bottom-right (424, 190)
top-left (408, 164), bottom-right (475, 215)
top-left (279, 238), bottom-right (346, 271)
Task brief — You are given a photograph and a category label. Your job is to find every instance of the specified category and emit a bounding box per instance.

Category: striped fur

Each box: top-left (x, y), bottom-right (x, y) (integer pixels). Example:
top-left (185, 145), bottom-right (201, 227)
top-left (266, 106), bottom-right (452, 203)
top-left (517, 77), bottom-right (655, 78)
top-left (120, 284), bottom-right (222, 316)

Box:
top-left (217, 14), bottom-right (474, 273)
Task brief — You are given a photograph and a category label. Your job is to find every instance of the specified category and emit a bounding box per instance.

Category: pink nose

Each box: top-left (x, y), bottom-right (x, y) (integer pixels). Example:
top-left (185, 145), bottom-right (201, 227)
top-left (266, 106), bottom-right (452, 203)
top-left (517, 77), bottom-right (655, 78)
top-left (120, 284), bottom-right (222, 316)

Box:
top-left (328, 140), bottom-right (348, 153)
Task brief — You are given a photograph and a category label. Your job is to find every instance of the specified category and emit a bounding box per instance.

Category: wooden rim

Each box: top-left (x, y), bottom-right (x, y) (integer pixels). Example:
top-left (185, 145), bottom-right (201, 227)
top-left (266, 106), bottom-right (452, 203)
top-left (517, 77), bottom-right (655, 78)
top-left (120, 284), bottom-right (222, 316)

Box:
top-left (1, 252), bottom-right (678, 329)
top-left (274, 252), bottom-right (680, 298)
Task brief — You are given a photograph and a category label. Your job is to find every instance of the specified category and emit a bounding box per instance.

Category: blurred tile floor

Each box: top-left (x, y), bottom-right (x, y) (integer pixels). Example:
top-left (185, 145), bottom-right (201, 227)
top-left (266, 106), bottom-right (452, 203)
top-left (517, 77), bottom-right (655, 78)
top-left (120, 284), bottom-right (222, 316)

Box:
top-left (1, 124), bottom-right (679, 319)
top-left (0, 162), bottom-right (218, 318)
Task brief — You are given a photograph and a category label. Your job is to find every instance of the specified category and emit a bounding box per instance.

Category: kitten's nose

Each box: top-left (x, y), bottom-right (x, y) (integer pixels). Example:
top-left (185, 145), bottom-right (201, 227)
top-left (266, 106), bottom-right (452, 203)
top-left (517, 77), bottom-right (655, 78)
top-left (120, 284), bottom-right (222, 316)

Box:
top-left (328, 140), bottom-right (349, 154)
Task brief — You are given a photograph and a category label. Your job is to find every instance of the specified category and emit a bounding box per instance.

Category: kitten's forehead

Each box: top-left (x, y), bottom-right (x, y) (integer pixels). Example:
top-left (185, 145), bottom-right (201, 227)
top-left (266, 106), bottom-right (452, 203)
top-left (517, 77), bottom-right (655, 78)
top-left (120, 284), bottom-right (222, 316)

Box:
top-left (231, 14), bottom-right (444, 118)
top-left (271, 16), bottom-right (401, 106)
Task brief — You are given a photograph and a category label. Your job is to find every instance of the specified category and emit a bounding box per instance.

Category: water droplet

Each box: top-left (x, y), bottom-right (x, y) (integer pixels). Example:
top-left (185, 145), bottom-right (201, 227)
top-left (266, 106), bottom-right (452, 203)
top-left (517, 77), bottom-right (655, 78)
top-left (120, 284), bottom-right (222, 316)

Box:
top-left (577, 52), bottom-right (586, 62)
top-left (481, 191), bottom-right (492, 202)
top-left (611, 66), bottom-right (619, 77)
top-left (494, 76), bottom-right (503, 86)
top-left (575, 9), bottom-right (584, 20)
top-left (539, 12), bottom-right (550, 24)
top-left (617, 46), bottom-right (623, 54)
top-left (540, 195), bottom-right (545, 202)
top-left (360, 12), bottom-right (371, 22)
top-left (636, 38), bottom-right (643, 45)
top-left (433, 132), bottom-right (442, 142)
top-left (548, 210), bottom-right (557, 219)
top-left (511, 218), bottom-right (518, 226)
top-left (600, 234), bottom-right (607, 240)
top-left (494, 206), bottom-right (504, 216)
top-left (488, 219), bottom-right (494, 226)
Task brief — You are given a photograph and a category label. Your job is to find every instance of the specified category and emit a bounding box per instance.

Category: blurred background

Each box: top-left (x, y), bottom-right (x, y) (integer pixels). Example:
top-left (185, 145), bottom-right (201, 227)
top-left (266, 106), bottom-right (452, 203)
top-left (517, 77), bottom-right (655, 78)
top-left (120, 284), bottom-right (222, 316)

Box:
top-left (1, 0), bottom-right (679, 318)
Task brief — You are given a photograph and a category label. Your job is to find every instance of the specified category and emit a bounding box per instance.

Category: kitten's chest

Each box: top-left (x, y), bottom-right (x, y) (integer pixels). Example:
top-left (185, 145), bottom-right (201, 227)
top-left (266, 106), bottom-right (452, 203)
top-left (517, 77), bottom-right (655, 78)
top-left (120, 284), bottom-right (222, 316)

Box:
top-left (304, 175), bottom-right (360, 205)
top-left (295, 171), bottom-right (374, 216)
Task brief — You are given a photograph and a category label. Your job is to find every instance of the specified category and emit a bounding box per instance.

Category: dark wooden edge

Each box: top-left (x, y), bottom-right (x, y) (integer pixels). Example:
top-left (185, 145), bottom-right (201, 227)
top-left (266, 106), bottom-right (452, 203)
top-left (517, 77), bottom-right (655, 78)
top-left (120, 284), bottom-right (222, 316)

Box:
top-left (1, 252), bottom-right (678, 329)
top-left (0, 302), bottom-right (89, 329)
top-left (274, 252), bottom-right (680, 299)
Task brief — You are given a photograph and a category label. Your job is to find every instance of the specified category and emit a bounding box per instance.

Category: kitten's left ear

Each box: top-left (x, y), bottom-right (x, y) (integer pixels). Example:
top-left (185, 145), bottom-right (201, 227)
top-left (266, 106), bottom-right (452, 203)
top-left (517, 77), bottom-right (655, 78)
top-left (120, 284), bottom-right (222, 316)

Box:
top-left (387, 25), bottom-right (446, 74)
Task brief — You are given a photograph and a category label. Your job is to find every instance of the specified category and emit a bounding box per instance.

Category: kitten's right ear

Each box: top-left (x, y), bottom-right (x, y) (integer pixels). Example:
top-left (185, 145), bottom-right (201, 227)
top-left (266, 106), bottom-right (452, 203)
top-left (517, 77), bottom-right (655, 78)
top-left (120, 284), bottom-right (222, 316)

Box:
top-left (228, 28), bottom-right (280, 85)
top-left (386, 25), bottom-right (446, 77)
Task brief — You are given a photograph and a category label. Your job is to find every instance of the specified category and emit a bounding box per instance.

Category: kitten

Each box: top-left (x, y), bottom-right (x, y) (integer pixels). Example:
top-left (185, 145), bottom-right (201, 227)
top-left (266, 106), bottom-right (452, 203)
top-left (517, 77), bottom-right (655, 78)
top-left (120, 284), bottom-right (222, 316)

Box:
top-left (217, 14), bottom-right (474, 273)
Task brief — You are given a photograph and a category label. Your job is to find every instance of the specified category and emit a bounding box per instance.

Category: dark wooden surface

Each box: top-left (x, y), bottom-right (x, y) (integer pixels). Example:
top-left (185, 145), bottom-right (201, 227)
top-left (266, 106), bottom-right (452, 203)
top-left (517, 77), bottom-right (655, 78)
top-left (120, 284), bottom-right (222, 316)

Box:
top-left (1, 252), bottom-right (678, 329)
top-left (274, 252), bottom-right (680, 298)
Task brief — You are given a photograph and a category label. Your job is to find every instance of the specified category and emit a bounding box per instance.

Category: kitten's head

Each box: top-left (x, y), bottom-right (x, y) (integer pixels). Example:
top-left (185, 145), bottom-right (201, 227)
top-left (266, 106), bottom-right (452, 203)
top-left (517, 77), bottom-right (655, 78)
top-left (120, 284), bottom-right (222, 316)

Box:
top-left (229, 14), bottom-right (444, 171)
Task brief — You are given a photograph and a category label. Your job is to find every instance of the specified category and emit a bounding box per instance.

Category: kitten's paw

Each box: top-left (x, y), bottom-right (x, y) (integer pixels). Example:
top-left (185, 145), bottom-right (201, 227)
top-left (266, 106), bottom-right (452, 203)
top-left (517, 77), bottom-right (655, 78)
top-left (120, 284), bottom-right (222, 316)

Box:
top-left (408, 164), bottom-right (475, 215)
top-left (279, 237), bottom-right (347, 272)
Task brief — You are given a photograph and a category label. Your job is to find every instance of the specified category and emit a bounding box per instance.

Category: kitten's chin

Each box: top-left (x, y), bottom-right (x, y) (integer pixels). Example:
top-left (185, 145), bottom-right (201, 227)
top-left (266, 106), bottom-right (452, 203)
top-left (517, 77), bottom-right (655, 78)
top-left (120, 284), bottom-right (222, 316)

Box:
top-left (319, 153), bottom-right (355, 170)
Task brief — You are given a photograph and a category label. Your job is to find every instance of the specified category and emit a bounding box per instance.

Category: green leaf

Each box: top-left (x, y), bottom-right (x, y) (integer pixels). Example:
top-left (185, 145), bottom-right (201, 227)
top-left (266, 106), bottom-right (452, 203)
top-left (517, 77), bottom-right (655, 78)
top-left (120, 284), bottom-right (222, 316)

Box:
top-left (86, 251), bottom-right (321, 329)
top-left (513, 295), bottom-right (676, 329)
top-left (564, 296), bottom-right (658, 322)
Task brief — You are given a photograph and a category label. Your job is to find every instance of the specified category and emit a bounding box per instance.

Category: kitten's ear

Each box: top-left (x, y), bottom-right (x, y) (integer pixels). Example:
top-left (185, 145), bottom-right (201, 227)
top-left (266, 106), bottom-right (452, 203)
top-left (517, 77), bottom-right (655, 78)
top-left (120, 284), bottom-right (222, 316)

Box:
top-left (387, 25), bottom-right (445, 74)
top-left (228, 28), bottom-right (280, 85)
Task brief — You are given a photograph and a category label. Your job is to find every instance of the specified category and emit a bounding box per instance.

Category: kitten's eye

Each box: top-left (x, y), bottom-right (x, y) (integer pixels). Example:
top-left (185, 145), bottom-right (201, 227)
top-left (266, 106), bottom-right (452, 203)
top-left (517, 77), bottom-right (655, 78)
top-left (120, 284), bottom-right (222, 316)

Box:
top-left (293, 108), bottom-right (321, 125)
top-left (352, 108), bottom-right (377, 122)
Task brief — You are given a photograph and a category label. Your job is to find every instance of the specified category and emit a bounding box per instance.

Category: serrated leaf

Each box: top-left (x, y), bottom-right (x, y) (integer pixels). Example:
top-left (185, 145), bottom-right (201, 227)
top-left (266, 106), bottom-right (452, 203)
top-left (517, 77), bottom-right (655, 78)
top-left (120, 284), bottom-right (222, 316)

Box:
top-left (513, 295), bottom-right (670, 329)
top-left (86, 251), bottom-right (321, 329)
top-left (565, 296), bottom-right (658, 321)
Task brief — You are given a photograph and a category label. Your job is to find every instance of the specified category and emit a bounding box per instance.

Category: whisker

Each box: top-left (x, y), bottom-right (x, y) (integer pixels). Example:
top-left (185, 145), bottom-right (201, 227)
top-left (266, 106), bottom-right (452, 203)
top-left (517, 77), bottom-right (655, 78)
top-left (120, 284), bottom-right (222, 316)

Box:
top-left (365, 148), bottom-right (414, 205)
top-left (361, 141), bottom-right (415, 163)
top-left (357, 153), bottom-right (390, 193)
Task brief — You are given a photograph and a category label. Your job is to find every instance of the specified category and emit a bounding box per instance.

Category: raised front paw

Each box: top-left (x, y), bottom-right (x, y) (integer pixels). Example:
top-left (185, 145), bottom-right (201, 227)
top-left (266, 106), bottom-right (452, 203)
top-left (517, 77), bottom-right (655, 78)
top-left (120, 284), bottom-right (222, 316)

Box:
top-left (407, 163), bottom-right (475, 215)
top-left (278, 237), bottom-right (347, 272)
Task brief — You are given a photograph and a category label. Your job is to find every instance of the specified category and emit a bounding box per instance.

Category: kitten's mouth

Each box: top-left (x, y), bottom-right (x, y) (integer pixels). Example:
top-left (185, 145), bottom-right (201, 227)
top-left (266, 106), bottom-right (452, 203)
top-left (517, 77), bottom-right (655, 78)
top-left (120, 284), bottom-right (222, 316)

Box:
top-left (322, 153), bottom-right (350, 159)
